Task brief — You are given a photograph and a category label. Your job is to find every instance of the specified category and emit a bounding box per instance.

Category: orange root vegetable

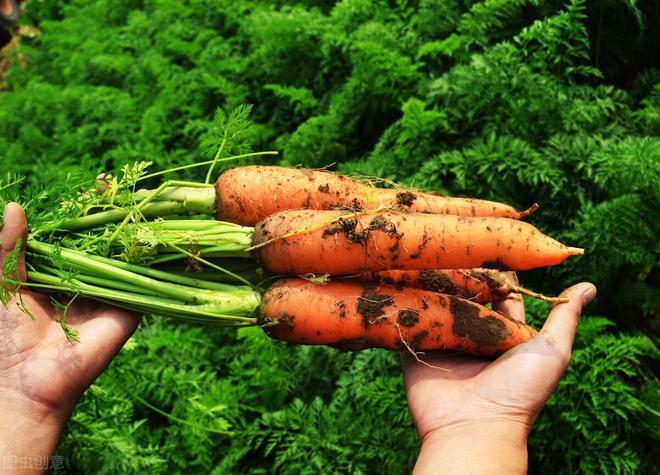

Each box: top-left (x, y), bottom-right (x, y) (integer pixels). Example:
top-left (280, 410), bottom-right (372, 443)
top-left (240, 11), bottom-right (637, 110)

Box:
top-left (252, 210), bottom-right (584, 275)
top-left (216, 166), bottom-right (537, 226)
top-left (355, 269), bottom-right (518, 303)
top-left (259, 278), bottom-right (538, 357)
top-left (356, 269), bottom-right (568, 304)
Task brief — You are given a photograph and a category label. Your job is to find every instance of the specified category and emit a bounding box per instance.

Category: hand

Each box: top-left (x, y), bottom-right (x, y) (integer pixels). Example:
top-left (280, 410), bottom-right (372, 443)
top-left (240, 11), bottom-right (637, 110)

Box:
top-left (0, 202), bottom-right (140, 474)
top-left (402, 280), bottom-right (597, 474)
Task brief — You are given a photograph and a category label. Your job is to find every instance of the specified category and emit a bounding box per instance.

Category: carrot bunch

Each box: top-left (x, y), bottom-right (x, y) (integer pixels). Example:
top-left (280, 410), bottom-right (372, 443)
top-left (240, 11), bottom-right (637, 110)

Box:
top-left (211, 166), bottom-right (581, 357)
top-left (24, 164), bottom-right (583, 358)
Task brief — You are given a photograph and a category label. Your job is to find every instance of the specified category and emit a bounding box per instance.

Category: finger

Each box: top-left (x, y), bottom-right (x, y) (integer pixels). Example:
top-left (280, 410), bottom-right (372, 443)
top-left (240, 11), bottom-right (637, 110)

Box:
top-left (1, 202), bottom-right (28, 281)
top-left (492, 296), bottom-right (526, 322)
top-left (72, 303), bottom-right (141, 372)
top-left (539, 282), bottom-right (596, 356)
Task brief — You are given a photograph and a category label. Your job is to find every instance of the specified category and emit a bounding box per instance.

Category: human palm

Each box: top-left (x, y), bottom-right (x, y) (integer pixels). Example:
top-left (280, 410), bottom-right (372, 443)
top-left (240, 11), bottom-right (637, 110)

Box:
top-left (403, 282), bottom-right (596, 443)
top-left (0, 203), bottom-right (140, 418)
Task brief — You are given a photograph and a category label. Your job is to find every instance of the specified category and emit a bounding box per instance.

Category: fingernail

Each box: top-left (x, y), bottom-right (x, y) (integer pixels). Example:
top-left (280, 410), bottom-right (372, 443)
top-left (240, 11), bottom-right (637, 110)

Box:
top-left (581, 285), bottom-right (596, 304)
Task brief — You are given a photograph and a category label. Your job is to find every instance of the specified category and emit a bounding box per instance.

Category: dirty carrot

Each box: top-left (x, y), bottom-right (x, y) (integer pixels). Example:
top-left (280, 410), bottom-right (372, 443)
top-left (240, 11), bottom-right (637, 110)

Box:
top-left (356, 269), bottom-right (567, 304)
top-left (215, 165), bottom-right (538, 225)
top-left (54, 165), bottom-right (537, 231)
top-left (251, 209), bottom-right (584, 275)
top-left (259, 278), bottom-right (538, 357)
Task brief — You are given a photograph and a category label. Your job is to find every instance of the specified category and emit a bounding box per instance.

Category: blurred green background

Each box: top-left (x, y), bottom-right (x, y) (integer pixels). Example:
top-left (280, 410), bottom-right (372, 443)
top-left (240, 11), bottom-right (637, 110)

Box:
top-left (0, 0), bottom-right (658, 473)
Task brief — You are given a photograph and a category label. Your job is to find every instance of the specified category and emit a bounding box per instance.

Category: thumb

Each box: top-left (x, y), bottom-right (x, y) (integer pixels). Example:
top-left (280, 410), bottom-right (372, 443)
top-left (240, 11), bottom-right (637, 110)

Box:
top-left (1, 202), bottom-right (28, 282)
top-left (539, 282), bottom-right (596, 358)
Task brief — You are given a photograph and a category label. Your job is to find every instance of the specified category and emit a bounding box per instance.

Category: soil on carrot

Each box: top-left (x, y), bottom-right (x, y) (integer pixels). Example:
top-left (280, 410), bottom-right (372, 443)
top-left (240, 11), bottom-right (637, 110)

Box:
top-left (411, 330), bottom-right (429, 348)
top-left (409, 230), bottom-right (430, 259)
top-left (357, 291), bottom-right (393, 328)
top-left (274, 312), bottom-right (296, 328)
top-left (368, 215), bottom-right (403, 239)
top-left (322, 215), bottom-right (402, 245)
top-left (481, 258), bottom-right (510, 271)
top-left (418, 270), bottom-right (471, 298)
top-left (330, 197), bottom-right (363, 212)
top-left (336, 300), bottom-right (346, 318)
top-left (370, 271), bottom-right (409, 289)
top-left (396, 191), bottom-right (417, 206)
top-left (466, 270), bottom-right (510, 297)
top-left (449, 297), bottom-right (510, 347)
top-left (397, 309), bottom-right (420, 327)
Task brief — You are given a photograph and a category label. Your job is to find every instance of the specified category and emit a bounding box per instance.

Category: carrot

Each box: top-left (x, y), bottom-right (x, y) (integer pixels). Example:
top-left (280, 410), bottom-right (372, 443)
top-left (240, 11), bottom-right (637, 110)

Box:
top-left (355, 269), bottom-right (517, 303)
top-left (216, 165), bottom-right (538, 226)
top-left (355, 269), bottom-right (568, 304)
top-left (259, 278), bottom-right (538, 357)
top-left (251, 209), bottom-right (584, 275)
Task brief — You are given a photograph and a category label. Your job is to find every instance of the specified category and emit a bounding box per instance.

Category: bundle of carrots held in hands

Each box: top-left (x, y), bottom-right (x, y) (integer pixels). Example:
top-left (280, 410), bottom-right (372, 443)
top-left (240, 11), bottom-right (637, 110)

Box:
top-left (1, 161), bottom-right (584, 359)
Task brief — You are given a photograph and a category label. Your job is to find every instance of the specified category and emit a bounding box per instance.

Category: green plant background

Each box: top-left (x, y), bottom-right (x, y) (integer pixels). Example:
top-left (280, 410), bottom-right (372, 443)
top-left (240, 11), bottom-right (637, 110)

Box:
top-left (1, 0), bottom-right (659, 473)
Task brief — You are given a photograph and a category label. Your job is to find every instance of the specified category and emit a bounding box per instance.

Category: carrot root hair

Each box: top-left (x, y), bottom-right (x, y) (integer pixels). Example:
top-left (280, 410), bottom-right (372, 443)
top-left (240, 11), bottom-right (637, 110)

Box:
top-left (510, 286), bottom-right (569, 303)
top-left (518, 203), bottom-right (540, 219)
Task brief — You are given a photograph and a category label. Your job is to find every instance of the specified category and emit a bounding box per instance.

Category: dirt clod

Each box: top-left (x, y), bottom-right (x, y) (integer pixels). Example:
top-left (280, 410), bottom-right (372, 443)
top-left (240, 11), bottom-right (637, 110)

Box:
top-left (337, 300), bottom-right (346, 318)
top-left (396, 191), bottom-right (417, 206)
top-left (331, 198), bottom-right (363, 212)
top-left (357, 292), bottom-right (393, 328)
top-left (418, 270), bottom-right (471, 298)
top-left (397, 309), bottom-right (419, 327)
top-left (450, 297), bottom-right (509, 347)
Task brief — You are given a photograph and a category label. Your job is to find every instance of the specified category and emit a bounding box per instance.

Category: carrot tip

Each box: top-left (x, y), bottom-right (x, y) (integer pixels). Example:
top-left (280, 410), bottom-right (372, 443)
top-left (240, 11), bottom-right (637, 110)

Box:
top-left (519, 203), bottom-right (540, 219)
top-left (567, 247), bottom-right (585, 256)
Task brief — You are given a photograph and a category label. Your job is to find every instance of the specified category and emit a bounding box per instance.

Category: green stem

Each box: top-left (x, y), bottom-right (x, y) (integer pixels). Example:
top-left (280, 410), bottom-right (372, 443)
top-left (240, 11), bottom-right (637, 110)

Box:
top-left (205, 131), bottom-right (228, 184)
top-left (165, 244), bottom-right (255, 287)
top-left (137, 151), bottom-right (278, 182)
top-left (28, 270), bottom-right (259, 323)
top-left (52, 198), bottom-right (214, 232)
top-left (27, 240), bottom-right (257, 307)
top-left (83, 254), bottom-right (245, 292)
top-left (104, 181), bottom-right (215, 254)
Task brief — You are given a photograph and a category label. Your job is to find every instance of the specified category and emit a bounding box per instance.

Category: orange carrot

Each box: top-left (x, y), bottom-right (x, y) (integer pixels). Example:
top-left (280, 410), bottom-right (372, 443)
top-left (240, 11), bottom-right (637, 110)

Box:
top-left (251, 209), bottom-right (583, 275)
top-left (216, 166), bottom-right (537, 226)
top-left (259, 278), bottom-right (537, 357)
top-left (354, 269), bottom-right (568, 304)
top-left (355, 269), bottom-right (517, 303)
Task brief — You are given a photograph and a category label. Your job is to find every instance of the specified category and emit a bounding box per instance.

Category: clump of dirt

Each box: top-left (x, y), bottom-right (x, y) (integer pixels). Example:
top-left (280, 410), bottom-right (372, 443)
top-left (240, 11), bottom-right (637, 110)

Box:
top-left (322, 217), bottom-right (364, 243)
top-left (465, 269), bottom-right (511, 298)
top-left (331, 198), bottom-right (363, 212)
top-left (357, 292), bottom-right (393, 327)
top-left (397, 309), bottom-right (419, 327)
top-left (336, 300), bottom-right (346, 318)
top-left (275, 312), bottom-right (296, 328)
top-left (418, 270), bottom-right (471, 298)
top-left (367, 215), bottom-right (403, 239)
top-left (450, 297), bottom-right (509, 347)
top-left (396, 191), bottom-right (417, 206)
top-left (481, 258), bottom-right (510, 271)
top-left (322, 214), bottom-right (402, 245)
top-left (409, 230), bottom-right (429, 259)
